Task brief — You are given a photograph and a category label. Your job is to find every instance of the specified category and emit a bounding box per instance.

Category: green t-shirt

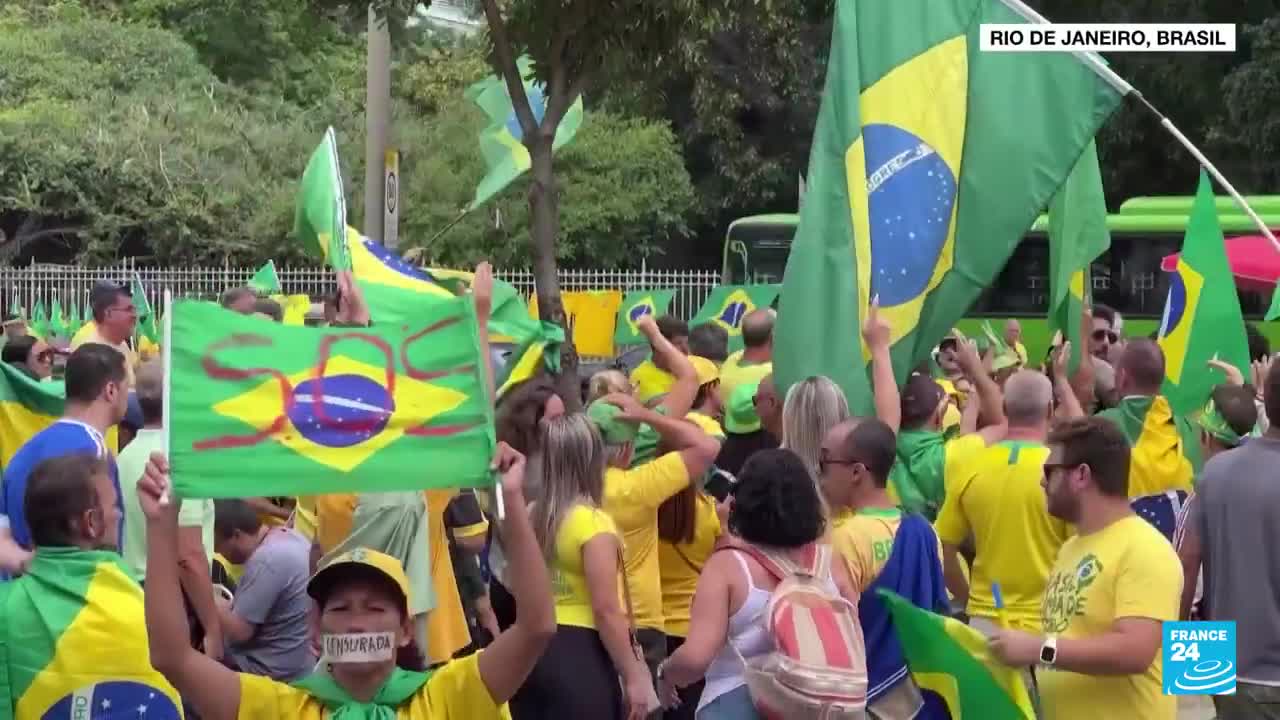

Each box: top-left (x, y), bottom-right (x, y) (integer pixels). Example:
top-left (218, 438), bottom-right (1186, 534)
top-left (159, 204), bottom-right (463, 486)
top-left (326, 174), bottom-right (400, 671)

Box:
top-left (118, 428), bottom-right (215, 581)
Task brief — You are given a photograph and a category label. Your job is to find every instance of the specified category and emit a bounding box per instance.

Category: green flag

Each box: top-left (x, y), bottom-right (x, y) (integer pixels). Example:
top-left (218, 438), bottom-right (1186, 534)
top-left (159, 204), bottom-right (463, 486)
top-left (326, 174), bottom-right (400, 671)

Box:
top-left (80, 297), bottom-right (92, 328)
top-left (47, 299), bottom-right (68, 339)
top-left (30, 299), bottom-right (48, 340)
top-left (1157, 171), bottom-right (1250, 415)
top-left (295, 127), bottom-right (351, 271)
top-left (167, 297), bottom-right (495, 498)
top-left (465, 56), bottom-right (585, 211)
top-left (250, 260), bottom-right (282, 294)
top-left (8, 296), bottom-right (23, 323)
top-left (1268, 282), bottom-right (1280, 322)
top-left (1047, 139), bottom-right (1110, 373)
top-left (690, 285), bottom-right (781, 352)
top-left (0, 548), bottom-right (183, 717)
top-left (66, 298), bottom-right (83, 336)
top-left (131, 274), bottom-right (159, 344)
top-left (774, 0), bottom-right (1124, 412)
top-left (879, 589), bottom-right (1035, 719)
top-left (614, 289), bottom-right (675, 346)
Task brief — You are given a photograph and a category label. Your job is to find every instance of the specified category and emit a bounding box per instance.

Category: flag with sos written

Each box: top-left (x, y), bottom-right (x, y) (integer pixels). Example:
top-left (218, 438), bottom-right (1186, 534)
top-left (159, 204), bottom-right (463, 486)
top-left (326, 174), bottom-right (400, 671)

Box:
top-left (168, 298), bottom-right (495, 498)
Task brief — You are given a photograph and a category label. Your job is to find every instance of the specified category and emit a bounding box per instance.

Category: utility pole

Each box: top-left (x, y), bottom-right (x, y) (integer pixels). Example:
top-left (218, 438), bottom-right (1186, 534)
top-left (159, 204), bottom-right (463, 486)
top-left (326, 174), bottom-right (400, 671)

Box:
top-left (364, 4), bottom-right (392, 245)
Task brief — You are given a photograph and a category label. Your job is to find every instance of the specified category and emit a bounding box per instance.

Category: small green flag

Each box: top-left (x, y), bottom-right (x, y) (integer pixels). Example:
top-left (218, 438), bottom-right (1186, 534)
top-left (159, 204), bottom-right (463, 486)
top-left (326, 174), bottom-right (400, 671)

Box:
top-left (1157, 170), bottom-right (1250, 415)
top-left (879, 589), bottom-right (1035, 719)
top-left (30, 299), bottom-right (48, 340)
top-left (249, 260), bottom-right (282, 294)
top-left (1047, 139), bottom-right (1110, 373)
top-left (7, 296), bottom-right (22, 322)
top-left (465, 56), bottom-right (585, 211)
top-left (131, 274), bottom-right (159, 344)
top-left (690, 285), bottom-right (780, 352)
top-left (47, 299), bottom-right (68, 339)
top-left (295, 127), bottom-right (351, 271)
top-left (168, 297), bottom-right (495, 498)
top-left (66, 298), bottom-right (82, 337)
top-left (614, 290), bottom-right (675, 346)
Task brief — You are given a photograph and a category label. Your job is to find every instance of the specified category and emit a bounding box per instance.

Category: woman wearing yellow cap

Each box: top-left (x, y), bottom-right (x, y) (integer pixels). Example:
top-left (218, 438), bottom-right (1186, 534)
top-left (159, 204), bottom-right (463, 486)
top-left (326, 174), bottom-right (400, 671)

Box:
top-left (137, 443), bottom-right (555, 720)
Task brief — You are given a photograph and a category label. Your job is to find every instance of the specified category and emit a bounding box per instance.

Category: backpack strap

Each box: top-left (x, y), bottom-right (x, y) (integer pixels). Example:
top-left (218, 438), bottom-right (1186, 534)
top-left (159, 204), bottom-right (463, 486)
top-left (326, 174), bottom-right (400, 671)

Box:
top-left (615, 542), bottom-right (645, 663)
top-left (726, 541), bottom-right (823, 581)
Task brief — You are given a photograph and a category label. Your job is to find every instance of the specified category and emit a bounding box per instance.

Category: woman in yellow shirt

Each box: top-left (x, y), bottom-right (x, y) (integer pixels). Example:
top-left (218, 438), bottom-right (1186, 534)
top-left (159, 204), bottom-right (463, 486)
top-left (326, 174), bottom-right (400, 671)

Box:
top-left (511, 413), bottom-right (652, 720)
top-left (138, 445), bottom-right (555, 720)
top-left (657, 488), bottom-right (723, 720)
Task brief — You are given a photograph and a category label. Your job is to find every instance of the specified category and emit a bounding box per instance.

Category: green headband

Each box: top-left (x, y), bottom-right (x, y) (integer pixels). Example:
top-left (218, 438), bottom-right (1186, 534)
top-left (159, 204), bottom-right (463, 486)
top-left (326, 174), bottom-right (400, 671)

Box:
top-left (1196, 398), bottom-right (1242, 448)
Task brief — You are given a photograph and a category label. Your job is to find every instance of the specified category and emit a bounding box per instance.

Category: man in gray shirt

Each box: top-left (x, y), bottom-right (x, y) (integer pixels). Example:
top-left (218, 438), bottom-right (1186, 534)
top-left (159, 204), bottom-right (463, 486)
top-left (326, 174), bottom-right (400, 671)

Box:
top-left (1186, 366), bottom-right (1280, 718)
top-left (213, 499), bottom-right (315, 681)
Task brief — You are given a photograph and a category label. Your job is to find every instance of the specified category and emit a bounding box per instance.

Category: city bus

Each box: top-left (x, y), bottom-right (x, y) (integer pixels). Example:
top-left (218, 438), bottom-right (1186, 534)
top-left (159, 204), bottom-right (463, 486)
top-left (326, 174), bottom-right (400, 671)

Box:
top-left (721, 198), bottom-right (1280, 351)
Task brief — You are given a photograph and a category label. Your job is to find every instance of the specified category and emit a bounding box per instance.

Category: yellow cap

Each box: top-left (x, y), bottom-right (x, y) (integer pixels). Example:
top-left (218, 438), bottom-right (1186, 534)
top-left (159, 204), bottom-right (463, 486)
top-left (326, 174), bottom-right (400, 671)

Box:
top-left (690, 356), bottom-right (720, 387)
top-left (307, 548), bottom-right (412, 607)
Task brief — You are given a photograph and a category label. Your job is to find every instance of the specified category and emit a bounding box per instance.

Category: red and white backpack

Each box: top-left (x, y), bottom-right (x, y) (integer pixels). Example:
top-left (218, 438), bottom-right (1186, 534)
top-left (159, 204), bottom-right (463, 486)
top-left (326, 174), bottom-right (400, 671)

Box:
top-left (733, 542), bottom-right (868, 719)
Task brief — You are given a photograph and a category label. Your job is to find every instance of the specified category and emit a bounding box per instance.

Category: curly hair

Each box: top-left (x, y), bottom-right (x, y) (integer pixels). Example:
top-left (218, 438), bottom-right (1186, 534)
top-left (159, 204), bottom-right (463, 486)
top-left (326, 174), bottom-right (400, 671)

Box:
top-left (729, 448), bottom-right (826, 548)
top-left (495, 377), bottom-right (564, 455)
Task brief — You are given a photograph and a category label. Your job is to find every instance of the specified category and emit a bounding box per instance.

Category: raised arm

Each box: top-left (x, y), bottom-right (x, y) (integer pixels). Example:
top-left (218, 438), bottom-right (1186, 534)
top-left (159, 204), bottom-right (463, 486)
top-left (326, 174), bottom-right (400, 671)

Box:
top-left (472, 262), bottom-right (497, 405)
top-left (477, 443), bottom-right (556, 703)
top-left (608, 393), bottom-right (718, 479)
top-left (139, 454), bottom-right (241, 720)
top-left (862, 298), bottom-right (900, 433)
top-left (636, 315), bottom-right (698, 419)
top-left (1052, 342), bottom-right (1086, 420)
top-left (956, 339), bottom-right (1007, 443)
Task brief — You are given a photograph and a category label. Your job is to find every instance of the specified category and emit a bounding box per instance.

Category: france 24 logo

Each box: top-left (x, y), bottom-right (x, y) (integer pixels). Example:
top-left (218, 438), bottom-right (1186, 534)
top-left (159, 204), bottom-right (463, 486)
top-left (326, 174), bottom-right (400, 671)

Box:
top-left (1163, 621), bottom-right (1236, 695)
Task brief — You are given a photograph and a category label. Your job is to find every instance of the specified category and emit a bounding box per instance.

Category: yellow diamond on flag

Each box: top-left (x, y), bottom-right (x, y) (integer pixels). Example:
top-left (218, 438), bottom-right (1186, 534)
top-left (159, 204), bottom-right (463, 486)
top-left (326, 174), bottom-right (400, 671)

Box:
top-left (210, 355), bottom-right (468, 473)
top-left (710, 288), bottom-right (758, 336)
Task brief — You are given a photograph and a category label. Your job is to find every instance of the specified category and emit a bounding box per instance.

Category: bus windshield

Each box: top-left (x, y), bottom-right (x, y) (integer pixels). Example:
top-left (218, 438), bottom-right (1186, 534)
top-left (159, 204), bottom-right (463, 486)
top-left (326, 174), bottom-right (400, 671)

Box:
top-left (722, 214), bottom-right (798, 284)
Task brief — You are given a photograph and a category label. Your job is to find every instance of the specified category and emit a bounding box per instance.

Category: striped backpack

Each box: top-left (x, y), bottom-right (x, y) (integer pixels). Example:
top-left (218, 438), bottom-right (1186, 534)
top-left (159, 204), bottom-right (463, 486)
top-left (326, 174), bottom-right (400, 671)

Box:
top-left (735, 543), bottom-right (868, 719)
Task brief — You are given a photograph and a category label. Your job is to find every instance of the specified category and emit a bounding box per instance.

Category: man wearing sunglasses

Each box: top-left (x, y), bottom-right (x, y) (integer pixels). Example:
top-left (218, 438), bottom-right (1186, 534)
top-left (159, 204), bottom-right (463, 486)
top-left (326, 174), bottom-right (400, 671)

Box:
top-left (71, 281), bottom-right (138, 386)
top-left (989, 416), bottom-right (1181, 720)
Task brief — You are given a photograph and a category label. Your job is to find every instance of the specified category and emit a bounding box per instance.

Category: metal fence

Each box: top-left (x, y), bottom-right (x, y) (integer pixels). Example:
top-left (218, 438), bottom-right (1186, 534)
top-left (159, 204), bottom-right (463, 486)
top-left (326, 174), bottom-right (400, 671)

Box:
top-left (0, 260), bottom-right (724, 321)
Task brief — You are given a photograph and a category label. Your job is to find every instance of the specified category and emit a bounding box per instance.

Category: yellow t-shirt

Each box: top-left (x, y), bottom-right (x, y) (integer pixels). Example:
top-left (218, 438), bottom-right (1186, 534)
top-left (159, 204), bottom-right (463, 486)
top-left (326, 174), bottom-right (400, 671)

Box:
top-left (830, 507), bottom-right (943, 593)
top-left (934, 441), bottom-right (1071, 631)
top-left (1038, 515), bottom-right (1182, 720)
top-left (718, 353), bottom-right (772, 405)
top-left (314, 493), bottom-right (359, 556)
top-left (630, 360), bottom-right (675, 404)
top-left (552, 504), bottom-right (621, 629)
top-left (658, 493), bottom-right (722, 637)
top-left (71, 328), bottom-right (138, 385)
top-left (686, 411), bottom-right (725, 439)
top-left (425, 489), bottom-right (474, 664)
top-left (236, 652), bottom-right (505, 719)
top-left (603, 452), bottom-right (691, 631)
top-left (293, 496), bottom-right (318, 542)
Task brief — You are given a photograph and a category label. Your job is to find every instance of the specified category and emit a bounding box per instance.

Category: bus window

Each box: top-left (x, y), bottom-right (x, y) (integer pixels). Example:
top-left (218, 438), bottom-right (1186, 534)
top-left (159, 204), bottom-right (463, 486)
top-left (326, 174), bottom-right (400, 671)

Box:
top-left (723, 215), bottom-right (797, 284)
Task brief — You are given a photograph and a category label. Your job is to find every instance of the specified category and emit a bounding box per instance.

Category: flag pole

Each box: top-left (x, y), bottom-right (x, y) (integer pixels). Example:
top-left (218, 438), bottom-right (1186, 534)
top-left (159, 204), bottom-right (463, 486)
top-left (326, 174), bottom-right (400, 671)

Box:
top-left (997, 0), bottom-right (1280, 254)
top-left (160, 289), bottom-right (173, 506)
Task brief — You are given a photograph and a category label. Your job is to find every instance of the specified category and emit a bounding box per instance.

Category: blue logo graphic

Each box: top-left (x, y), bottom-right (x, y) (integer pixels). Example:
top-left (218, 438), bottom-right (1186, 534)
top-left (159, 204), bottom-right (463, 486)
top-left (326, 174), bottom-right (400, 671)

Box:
top-left (42, 681), bottom-right (180, 719)
top-left (1163, 621), bottom-right (1236, 695)
top-left (629, 304), bottom-right (653, 323)
top-left (289, 374), bottom-right (394, 448)
top-left (1160, 271), bottom-right (1188, 337)
top-left (863, 123), bottom-right (957, 308)
top-left (718, 301), bottom-right (748, 329)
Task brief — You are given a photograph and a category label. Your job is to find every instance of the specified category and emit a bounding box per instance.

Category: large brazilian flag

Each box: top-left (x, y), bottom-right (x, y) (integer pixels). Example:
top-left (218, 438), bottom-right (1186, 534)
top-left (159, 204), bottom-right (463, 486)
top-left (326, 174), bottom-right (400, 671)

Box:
top-left (775, 0), bottom-right (1126, 410)
top-left (0, 548), bottom-right (183, 719)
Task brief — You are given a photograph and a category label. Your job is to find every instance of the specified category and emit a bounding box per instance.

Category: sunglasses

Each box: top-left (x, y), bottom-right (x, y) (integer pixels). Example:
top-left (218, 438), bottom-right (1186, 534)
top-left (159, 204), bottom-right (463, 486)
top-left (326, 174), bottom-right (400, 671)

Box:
top-left (1091, 329), bottom-right (1119, 344)
top-left (818, 455), bottom-right (862, 474)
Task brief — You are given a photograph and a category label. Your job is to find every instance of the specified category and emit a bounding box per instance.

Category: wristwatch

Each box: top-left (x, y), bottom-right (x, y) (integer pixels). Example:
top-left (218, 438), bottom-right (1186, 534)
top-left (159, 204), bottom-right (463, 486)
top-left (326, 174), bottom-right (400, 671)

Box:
top-left (1039, 635), bottom-right (1058, 667)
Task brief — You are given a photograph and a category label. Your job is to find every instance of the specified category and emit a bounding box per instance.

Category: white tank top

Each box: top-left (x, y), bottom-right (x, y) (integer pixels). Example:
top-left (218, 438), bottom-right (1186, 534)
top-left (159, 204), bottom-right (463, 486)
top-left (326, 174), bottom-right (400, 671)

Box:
top-left (697, 549), bottom-right (774, 711)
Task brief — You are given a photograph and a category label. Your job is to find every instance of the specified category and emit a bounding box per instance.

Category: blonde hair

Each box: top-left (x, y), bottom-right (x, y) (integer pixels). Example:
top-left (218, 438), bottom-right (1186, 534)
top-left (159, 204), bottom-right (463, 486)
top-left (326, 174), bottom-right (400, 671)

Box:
top-left (530, 413), bottom-right (607, 562)
top-left (782, 376), bottom-right (850, 478)
top-left (587, 370), bottom-right (631, 403)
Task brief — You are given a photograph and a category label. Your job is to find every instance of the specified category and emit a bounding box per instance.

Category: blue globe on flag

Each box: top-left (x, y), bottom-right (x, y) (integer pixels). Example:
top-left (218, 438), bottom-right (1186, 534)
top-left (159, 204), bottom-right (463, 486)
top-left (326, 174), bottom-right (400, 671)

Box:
top-left (288, 374), bottom-right (395, 448)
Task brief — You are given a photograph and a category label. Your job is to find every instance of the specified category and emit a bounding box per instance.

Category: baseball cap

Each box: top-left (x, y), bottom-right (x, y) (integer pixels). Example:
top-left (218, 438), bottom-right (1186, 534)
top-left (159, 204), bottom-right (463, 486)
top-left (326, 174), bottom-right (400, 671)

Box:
top-left (308, 548), bottom-right (412, 607)
top-left (587, 400), bottom-right (640, 445)
top-left (723, 381), bottom-right (762, 434)
top-left (901, 372), bottom-right (946, 427)
top-left (690, 356), bottom-right (720, 387)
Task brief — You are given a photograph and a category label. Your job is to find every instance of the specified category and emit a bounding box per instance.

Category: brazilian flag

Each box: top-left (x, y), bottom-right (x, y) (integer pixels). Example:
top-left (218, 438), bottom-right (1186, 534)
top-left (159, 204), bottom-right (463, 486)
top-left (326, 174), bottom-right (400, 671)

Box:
top-left (1157, 171), bottom-right (1250, 416)
top-left (614, 289), bottom-right (674, 346)
top-left (0, 363), bottom-right (62, 467)
top-left (168, 297), bottom-right (495, 498)
top-left (690, 285), bottom-right (780, 352)
top-left (880, 590), bottom-right (1035, 719)
top-left (1048, 140), bottom-right (1110, 374)
top-left (774, 0), bottom-right (1125, 411)
top-left (0, 548), bottom-right (182, 718)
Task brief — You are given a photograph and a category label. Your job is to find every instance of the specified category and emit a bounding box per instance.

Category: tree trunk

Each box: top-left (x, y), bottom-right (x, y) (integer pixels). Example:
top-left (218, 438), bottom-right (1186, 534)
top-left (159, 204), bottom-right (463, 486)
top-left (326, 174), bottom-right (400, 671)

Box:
top-left (527, 136), bottom-right (582, 411)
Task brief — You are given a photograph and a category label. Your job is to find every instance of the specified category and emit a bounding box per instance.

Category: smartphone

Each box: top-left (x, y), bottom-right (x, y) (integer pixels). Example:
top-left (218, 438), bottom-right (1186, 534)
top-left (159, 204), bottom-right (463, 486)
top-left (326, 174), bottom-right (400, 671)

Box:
top-left (703, 469), bottom-right (737, 503)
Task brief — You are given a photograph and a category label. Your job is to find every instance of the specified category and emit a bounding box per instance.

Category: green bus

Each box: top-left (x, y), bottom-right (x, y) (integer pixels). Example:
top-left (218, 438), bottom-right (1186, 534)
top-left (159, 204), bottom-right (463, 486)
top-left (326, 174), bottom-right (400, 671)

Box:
top-left (722, 197), bottom-right (1280, 353)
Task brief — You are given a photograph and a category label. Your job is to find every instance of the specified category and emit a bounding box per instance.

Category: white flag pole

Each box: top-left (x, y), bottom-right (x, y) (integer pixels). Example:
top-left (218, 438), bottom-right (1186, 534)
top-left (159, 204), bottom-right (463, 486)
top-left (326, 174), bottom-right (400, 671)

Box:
top-left (998, 0), bottom-right (1280, 254)
top-left (159, 289), bottom-right (173, 506)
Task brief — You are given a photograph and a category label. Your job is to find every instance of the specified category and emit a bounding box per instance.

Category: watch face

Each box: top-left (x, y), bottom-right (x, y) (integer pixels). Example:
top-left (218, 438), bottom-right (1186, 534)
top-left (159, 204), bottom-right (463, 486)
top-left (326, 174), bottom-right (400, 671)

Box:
top-left (1040, 646), bottom-right (1056, 663)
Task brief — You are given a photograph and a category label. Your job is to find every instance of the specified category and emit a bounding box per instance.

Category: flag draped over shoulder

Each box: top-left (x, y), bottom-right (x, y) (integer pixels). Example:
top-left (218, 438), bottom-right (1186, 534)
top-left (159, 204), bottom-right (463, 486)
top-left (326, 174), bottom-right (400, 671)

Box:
top-left (1047, 139), bottom-right (1110, 374)
top-left (1157, 171), bottom-right (1250, 415)
top-left (690, 285), bottom-right (780, 352)
top-left (879, 589), bottom-right (1035, 720)
top-left (775, 0), bottom-right (1125, 413)
top-left (168, 298), bottom-right (495, 499)
top-left (465, 56), bottom-right (585, 211)
top-left (0, 548), bottom-right (182, 719)
top-left (0, 363), bottom-right (62, 467)
top-left (1097, 395), bottom-right (1199, 497)
top-left (296, 127), bottom-right (351, 271)
top-left (614, 290), bottom-right (674, 346)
